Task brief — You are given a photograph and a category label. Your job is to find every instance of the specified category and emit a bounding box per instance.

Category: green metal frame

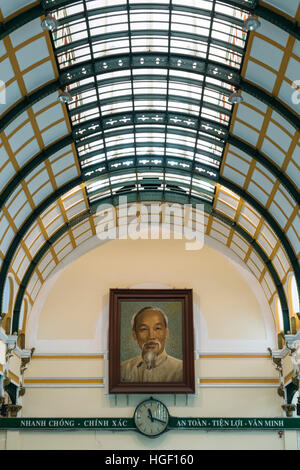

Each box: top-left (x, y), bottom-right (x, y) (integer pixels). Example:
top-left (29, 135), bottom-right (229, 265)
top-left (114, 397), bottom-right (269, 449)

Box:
top-left (0, 125), bottom-right (298, 326)
top-left (255, 4), bottom-right (300, 41)
top-left (286, 382), bottom-right (298, 405)
top-left (57, 54), bottom-right (300, 133)
top-left (1, 1), bottom-right (299, 45)
top-left (0, 135), bottom-right (73, 212)
top-left (0, 4), bottom-right (44, 41)
top-left (10, 190), bottom-right (290, 334)
top-left (0, 112), bottom-right (298, 215)
top-left (0, 81), bottom-right (59, 133)
top-left (1, 52), bottom-right (299, 131)
top-left (239, 80), bottom-right (300, 131)
top-left (227, 135), bottom-right (299, 205)
top-left (0, 118), bottom-right (298, 274)
top-left (220, 176), bottom-right (300, 292)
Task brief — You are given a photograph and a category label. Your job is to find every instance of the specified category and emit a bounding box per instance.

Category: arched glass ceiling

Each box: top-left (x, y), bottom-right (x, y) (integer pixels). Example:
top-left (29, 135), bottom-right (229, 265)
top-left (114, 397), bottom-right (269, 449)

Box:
top-left (53, 1), bottom-right (247, 68)
top-left (50, 0), bottom-right (248, 204)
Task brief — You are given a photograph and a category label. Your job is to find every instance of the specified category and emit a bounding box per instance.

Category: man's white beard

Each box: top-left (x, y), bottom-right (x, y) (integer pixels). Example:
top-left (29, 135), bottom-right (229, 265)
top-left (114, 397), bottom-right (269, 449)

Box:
top-left (142, 340), bottom-right (161, 370)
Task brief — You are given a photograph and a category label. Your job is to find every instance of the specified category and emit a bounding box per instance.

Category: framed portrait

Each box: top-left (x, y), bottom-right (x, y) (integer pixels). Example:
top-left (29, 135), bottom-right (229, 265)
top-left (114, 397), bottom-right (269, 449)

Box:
top-left (109, 289), bottom-right (195, 394)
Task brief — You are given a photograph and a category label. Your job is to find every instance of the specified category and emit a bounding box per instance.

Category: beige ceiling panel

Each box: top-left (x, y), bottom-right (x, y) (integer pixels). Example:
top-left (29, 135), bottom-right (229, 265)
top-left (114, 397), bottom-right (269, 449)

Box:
top-left (261, 0), bottom-right (299, 18)
top-left (38, 251), bottom-right (54, 274)
top-left (55, 244), bottom-right (73, 262)
top-left (52, 233), bottom-right (71, 254)
top-left (14, 139), bottom-right (40, 168)
top-left (10, 18), bottom-right (42, 47)
top-left (23, 60), bottom-right (55, 94)
top-left (41, 259), bottom-right (56, 280)
top-left (0, 0), bottom-right (37, 19)
top-left (244, 60), bottom-right (277, 93)
top-left (15, 37), bottom-right (50, 72)
top-left (250, 36), bottom-right (284, 70)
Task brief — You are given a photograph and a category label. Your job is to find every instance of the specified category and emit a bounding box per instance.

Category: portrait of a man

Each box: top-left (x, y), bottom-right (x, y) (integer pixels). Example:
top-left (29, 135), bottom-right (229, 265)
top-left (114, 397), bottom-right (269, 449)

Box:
top-left (109, 289), bottom-right (194, 394)
top-left (120, 306), bottom-right (183, 383)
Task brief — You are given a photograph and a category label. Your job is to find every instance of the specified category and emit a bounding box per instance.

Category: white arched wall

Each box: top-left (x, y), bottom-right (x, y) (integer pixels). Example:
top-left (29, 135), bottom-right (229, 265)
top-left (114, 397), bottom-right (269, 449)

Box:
top-left (19, 234), bottom-right (284, 450)
top-left (25, 233), bottom-right (276, 353)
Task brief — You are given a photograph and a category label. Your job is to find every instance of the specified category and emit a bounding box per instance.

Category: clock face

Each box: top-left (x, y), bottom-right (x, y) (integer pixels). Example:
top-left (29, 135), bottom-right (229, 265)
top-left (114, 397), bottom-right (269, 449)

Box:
top-left (134, 398), bottom-right (169, 437)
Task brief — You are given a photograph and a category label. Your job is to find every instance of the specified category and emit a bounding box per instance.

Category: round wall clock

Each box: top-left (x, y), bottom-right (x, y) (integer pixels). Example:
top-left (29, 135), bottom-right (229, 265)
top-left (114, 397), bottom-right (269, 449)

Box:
top-left (134, 398), bottom-right (169, 437)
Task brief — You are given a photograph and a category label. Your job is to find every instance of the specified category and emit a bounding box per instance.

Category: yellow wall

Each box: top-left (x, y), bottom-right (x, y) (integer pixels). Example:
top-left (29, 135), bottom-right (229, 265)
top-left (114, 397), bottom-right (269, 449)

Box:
top-left (7, 237), bottom-right (288, 450)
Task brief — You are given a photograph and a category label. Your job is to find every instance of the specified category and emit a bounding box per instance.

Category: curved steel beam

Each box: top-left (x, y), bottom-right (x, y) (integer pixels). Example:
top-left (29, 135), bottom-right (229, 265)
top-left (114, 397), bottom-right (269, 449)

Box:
top-left (0, 81), bottom-right (60, 134)
top-left (59, 53), bottom-right (300, 132)
top-left (0, 127), bottom-right (298, 307)
top-left (0, 165), bottom-right (295, 331)
top-left (68, 93), bottom-right (232, 121)
top-left (286, 382), bottom-right (298, 404)
top-left (1, 52), bottom-right (241, 133)
top-left (0, 176), bottom-right (82, 313)
top-left (254, 4), bottom-right (300, 41)
top-left (0, 135), bottom-right (73, 211)
top-left (1, 53), bottom-right (299, 133)
top-left (239, 80), bottom-right (300, 131)
top-left (0, 4), bottom-right (44, 41)
top-left (227, 135), bottom-right (299, 205)
top-left (87, 172), bottom-right (299, 282)
top-left (10, 189), bottom-right (290, 333)
top-left (220, 176), bottom-right (300, 292)
top-left (0, 113), bottom-right (298, 216)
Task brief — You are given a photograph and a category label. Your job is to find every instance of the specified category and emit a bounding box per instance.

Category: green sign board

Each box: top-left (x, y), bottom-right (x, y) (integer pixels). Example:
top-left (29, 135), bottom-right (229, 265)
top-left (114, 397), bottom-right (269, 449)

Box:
top-left (169, 417), bottom-right (300, 430)
top-left (0, 418), bottom-right (135, 430)
top-left (0, 417), bottom-right (299, 431)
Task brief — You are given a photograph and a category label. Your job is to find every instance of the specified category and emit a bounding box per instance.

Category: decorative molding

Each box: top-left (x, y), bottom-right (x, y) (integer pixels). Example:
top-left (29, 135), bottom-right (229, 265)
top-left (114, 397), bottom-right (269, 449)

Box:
top-left (32, 354), bottom-right (105, 359)
top-left (24, 377), bottom-right (105, 388)
top-left (198, 354), bottom-right (271, 359)
top-left (198, 376), bottom-right (280, 388)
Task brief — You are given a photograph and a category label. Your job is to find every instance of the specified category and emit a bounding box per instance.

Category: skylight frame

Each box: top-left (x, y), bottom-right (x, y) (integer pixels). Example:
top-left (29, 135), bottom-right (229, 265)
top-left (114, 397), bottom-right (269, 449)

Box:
top-left (49, 0), bottom-right (249, 203)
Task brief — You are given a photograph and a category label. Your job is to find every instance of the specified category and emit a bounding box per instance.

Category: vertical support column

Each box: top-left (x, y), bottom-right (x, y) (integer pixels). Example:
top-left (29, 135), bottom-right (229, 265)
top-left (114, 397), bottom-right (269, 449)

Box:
top-left (0, 329), bottom-right (18, 416)
top-left (16, 334), bottom-right (35, 414)
top-left (0, 330), bottom-right (34, 417)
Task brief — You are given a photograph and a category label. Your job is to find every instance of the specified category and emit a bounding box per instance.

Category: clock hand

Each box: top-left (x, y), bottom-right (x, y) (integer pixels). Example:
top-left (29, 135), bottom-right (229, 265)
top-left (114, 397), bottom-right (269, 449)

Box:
top-left (147, 408), bottom-right (154, 422)
top-left (151, 416), bottom-right (167, 425)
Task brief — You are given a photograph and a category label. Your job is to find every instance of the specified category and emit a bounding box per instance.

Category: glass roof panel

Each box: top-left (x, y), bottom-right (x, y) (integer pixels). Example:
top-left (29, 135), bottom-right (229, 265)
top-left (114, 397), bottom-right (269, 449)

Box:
top-left (49, 0), bottom-right (249, 204)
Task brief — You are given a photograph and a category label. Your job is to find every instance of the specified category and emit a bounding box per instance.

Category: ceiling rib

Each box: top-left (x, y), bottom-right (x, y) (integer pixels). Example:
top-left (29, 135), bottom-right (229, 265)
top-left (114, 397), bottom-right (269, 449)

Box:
top-left (186, 0), bottom-right (217, 200)
top-left (0, 165), bottom-right (296, 328)
top-left (239, 80), bottom-right (300, 132)
top-left (1, 53), bottom-right (299, 134)
top-left (0, 177), bottom-right (82, 317)
top-left (0, 135), bottom-right (73, 212)
top-left (220, 176), bottom-right (300, 288)
top-left (226, 135), bottom-right (299, 204)
top-left (254, 4), bottom-right (300, 41)
top-left (10, 190), bottom-right (289, 334)
top-left (1, 114), bottom-right (298, 214)
top-left (0, 4), bottom-right (44, 41)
